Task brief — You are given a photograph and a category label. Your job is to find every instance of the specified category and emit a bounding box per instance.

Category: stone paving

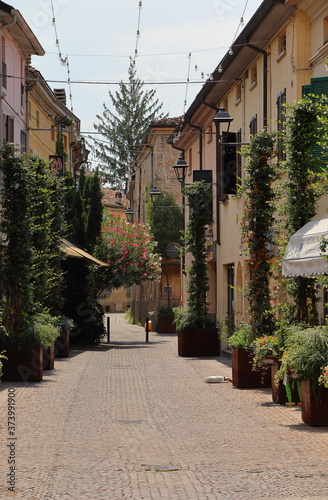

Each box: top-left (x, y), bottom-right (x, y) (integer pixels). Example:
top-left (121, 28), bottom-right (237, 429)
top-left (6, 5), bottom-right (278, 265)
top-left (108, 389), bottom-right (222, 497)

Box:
top-left (1, 313), bottom-right (328, 499)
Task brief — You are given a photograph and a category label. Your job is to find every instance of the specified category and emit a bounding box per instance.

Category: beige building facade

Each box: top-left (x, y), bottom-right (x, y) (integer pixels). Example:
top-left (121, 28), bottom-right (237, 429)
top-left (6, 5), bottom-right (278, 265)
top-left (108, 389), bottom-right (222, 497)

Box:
top-left (171, 0), bottom-right (328, 341)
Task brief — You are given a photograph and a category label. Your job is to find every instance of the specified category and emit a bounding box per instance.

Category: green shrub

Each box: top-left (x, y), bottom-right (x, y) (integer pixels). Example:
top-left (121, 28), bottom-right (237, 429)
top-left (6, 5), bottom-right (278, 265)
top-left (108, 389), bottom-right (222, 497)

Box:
top-left (227, 323), bottom-right (256, 349)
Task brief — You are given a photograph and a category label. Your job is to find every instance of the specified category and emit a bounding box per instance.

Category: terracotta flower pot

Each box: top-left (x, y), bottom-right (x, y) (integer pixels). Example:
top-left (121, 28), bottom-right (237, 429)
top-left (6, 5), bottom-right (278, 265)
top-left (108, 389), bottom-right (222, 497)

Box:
top-left (178, 327), bottom-right (220, 357)
top-left (231, 347), bottom-right (271, 388)
top-left (1, 344), bottom-right (43, 382)
top-left (301, 379), bottom-right (328, 426)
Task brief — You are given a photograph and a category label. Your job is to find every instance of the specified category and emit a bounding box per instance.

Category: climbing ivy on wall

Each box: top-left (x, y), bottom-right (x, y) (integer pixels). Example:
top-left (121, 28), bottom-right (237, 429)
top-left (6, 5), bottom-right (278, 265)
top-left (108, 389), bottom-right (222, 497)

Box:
top-left (241, 130), bottom-right (277, 337)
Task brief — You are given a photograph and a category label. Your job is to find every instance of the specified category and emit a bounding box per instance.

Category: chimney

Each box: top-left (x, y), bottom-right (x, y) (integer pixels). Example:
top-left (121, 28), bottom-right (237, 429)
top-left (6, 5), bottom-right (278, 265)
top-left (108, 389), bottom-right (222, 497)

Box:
top-left (53, 88), bottom-right (67, 106)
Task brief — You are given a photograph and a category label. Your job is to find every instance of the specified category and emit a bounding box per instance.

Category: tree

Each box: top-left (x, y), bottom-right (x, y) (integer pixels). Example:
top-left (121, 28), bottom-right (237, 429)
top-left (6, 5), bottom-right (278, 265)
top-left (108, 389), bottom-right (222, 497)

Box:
top-left (89, 212), bottom-right (161, 298)
top-left (62, 167), bottom-right (105, 345)
top-left (146, 191), bottom-right (183, 307)
top-left (92, 61), bottom-right (167, 190)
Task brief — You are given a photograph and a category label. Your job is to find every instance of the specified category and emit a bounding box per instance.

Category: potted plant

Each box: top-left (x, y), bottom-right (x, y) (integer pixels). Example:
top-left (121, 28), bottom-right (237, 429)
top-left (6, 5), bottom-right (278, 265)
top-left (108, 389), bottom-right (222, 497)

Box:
top-left (275, 325), bottom-right (328, 425)
top-left (0, 311), bottom-right (60, 382)
top-left (227, 324), bottom-right (270, 388)
top-left (174, 182), bottom-right (219, 357)
top-left (156, 305), bottom-right (177, 334)
top-left (55, 315), bottom-right (74, 358)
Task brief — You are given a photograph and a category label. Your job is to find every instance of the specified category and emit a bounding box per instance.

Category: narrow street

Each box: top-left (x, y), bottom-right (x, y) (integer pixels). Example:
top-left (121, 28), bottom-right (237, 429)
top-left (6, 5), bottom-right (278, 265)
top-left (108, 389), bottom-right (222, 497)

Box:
top-left (1, 313), bottom-right (328, 499)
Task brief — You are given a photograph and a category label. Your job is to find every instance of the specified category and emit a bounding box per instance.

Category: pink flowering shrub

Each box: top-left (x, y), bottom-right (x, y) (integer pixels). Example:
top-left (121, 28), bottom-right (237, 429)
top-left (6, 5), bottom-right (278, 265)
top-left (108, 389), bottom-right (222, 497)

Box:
top-left (92, 212), bottom-right (161, 294)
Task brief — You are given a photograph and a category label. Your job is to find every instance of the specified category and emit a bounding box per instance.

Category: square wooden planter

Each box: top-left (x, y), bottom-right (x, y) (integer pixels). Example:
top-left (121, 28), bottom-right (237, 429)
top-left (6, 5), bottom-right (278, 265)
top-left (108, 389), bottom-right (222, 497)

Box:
top-left (178, 328), bottom-right (220, 357)
top-left (301, 379), bottom-right (328, 426)
top-left (0, 344), bottom-right (43, 382)
top-left (156, 317), bottom-right (176, 334)
top-left (54, 327), bottom-right (70, 358)
top-left (231, 347), bottom-right (271, 388)
top-left (43, 344), bottom-right (55, 370)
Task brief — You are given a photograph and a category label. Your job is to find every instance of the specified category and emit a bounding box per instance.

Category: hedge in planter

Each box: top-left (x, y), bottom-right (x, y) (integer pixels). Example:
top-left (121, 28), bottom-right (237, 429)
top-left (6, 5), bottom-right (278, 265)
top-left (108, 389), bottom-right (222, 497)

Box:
top-left (174, 182), bottom-right (219, 357)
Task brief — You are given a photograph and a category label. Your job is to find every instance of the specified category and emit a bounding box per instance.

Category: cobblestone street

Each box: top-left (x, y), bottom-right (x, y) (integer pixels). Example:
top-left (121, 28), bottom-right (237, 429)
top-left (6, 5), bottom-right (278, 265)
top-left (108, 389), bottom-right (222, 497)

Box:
top-left (1, 313), bottom-right (328, 499)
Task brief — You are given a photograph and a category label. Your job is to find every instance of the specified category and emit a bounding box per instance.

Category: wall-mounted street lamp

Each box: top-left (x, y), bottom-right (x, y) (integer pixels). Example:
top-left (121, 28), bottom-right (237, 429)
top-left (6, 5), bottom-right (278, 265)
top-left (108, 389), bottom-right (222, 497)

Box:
top-left (213, 107), bottom-right (234, 137)
top-left (125, 205), bottom-right (134, 221)
top-left (150, 185), bottom-right (161, 198)
top-left (172, 156), bottom-right (189, 188)
top-left (213, 107), bottom-right (234, 245)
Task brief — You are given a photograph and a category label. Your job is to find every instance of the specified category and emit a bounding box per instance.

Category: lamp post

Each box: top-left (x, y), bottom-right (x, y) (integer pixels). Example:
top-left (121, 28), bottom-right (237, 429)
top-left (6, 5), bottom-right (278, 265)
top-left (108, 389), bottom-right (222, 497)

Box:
top-left (172, 156), bottom-right (189, 307)
top-left (125, 205), bottom-right (134, 221)
top-left (213, 107), bottom-right (234, 245)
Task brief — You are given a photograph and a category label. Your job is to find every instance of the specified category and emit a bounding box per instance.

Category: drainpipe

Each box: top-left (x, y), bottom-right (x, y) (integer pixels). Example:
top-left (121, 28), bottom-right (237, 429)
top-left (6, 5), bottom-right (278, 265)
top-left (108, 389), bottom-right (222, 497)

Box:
top-left (0, 10), bottom-right (17, 150)
top-left (244, 43), bottom-right (269, 129)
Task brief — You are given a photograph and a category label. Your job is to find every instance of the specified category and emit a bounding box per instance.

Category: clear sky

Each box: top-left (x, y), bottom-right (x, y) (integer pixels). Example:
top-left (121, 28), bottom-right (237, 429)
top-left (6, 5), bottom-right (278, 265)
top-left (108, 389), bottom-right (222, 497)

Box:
top-left (11, 0), bottom-right (263, 156)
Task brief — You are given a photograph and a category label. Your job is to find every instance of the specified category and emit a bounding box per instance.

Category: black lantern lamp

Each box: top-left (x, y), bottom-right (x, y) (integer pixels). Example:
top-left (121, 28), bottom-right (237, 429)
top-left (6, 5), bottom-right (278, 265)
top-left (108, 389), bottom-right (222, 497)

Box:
top-left (213, 107), bottom-right (233, 135)
top-left (172, 156), bottom-right (189, 186)
top-left (150, 185), bottom-right (161, 198)
top-left (125, 205), bottom-right (134, 221)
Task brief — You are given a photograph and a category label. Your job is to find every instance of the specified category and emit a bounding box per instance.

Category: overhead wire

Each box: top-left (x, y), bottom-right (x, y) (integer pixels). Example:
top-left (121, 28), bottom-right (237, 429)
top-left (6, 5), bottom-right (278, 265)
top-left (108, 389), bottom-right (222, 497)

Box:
top-left (50, 0), bottom-right (73, 112)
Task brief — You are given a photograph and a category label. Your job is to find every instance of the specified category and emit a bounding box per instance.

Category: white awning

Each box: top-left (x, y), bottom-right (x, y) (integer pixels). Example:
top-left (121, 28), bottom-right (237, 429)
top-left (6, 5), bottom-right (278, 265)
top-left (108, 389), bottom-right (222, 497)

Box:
top-left (282, 214), bottom-right (328, 277)
top-left (60, 238), bottom-right (108, 267)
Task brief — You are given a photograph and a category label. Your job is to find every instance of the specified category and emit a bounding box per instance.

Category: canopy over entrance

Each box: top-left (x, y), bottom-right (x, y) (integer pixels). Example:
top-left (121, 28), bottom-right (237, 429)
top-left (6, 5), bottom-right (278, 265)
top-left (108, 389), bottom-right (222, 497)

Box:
top-left (282, 214), bottom-right (328, 277)
top-left (60, 238), bottom-right (108, 267)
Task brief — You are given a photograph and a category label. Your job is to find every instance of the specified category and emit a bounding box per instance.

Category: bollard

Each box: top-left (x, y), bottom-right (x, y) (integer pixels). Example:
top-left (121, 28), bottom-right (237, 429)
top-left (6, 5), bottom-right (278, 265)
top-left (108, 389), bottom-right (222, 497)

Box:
top-left (145, 315), bottom-right (149, 343)
top-left (107, 316), bottom-right (110, 343)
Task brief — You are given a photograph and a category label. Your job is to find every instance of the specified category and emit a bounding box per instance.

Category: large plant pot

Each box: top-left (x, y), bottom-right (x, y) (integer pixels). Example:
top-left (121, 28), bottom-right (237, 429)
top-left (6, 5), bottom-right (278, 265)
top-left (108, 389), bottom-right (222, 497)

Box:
top-left (301, 379), bottom-right (328, 426)
top-left (1, 344), bottom-right (43, 382)
top-left (232, 347), bottom-right (271, 388)
top-left (43, 344), bottom-right (55, 370)
top-left (178, 328), bottom-right (220, 357)
top-left (55, 327), bottom-right (70, 358)
top-left (156, 317), bottom-right (176, 334)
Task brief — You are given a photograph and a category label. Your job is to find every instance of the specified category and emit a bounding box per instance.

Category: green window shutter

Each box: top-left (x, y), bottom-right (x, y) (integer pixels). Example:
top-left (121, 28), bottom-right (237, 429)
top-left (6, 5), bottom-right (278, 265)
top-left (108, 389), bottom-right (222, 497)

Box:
top-left (302, 77), bottom-right (328, 162)
top-left (302, 84), bottom-right (311, 96)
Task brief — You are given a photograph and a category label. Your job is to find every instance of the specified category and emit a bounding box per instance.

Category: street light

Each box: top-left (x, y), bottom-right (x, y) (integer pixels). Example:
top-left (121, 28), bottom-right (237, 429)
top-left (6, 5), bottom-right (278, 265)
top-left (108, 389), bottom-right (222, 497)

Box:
top-left (150, 185), bottom-right (161, 199)
top-left (172, 156), bottom-right (189, 187)
top-left (213, 107), bottom-right (233, 136)
top-left (213, 107), bottom-right (234, 245)
top-left (125, 205), bottom-right (134, 221)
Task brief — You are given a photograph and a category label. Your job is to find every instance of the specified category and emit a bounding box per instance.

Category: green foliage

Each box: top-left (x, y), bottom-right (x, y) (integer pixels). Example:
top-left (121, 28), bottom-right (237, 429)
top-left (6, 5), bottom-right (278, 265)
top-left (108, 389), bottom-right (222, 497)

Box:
top-left (275, 325), bottom-right (328, 399)
top-left (0, 145), bottom-right (65, 345)
top-left (93, 61), bottom-right (167, 190)
top-left (227, 323), bottom-right (256, 349)
top-left (241, 131), bottom-right (277, 337)
top-left (173, 306), bottom-right (215, 331)
top-left (69, 300), bottom-right (105, 345)
top-left (21, 312), bottom-right (60, 349)
top-left (125, 308), bottom-right (134, 324)
top-left (280, 96), bottom-right (328, 325)
top-left (146, 191), bottom-right (183, 257)
top-left (156, 305), bottom-right (178, 320)
top-left (183, 181), bottom-right (213, 323)
top-left (251, 335), bottom-right (281, 373)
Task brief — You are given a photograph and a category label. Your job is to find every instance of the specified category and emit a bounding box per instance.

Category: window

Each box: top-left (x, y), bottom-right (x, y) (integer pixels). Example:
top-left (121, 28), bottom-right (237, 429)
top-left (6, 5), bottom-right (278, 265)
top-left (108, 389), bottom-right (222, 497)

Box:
top-left (51, 124), bottom-right (56, 142)
top-left (277, 88), bottom-right (286, 161)
top-left (36, 110), bottom-right (40, 130)
top-left (221, 131), bottom-right (237, 197)
top-left (2, 35), bottom-right (6, 90)
top-left (236, 128), bottom-right (242, 185)
top-left (5, 115), bottom-right (14, 142)
top-left (20, 130), bottom-right (27, 153)
top-left (277, 30), bottom-right (287, 61)
top-left (235, 82), bottom-right (241, 105)
top-left (207, 123), bottom-right (213, 143)
top-left (249, 114), bottom-right (257, 136)
top-left (302, 77), bottom-right (328, 164)
top-left (324, 16), bottom-right (328, 45)
top-left (249, 64), bottom-right (257, 90)
top-left (21, 83), bottom-right (24, 107)
top-left (227, 264), bottom-right (235, 331)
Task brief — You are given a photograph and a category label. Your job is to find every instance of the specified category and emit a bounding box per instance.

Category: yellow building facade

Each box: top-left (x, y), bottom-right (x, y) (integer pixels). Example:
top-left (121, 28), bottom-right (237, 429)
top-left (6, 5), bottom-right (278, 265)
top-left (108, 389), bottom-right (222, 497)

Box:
top-left (172, 0), bottom-right (328, 342)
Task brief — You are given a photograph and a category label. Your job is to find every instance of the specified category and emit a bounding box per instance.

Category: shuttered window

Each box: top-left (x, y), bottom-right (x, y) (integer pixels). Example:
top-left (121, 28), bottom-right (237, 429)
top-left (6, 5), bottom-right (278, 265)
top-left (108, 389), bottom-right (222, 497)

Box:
top-left (5, 115), bottom-right (14, 142)
top-left (277, 88), bottom-right (286, 161)
top-left (302, 77), bottom-right (328, 163)
top-left (20, 130), bottom-right (27, 153)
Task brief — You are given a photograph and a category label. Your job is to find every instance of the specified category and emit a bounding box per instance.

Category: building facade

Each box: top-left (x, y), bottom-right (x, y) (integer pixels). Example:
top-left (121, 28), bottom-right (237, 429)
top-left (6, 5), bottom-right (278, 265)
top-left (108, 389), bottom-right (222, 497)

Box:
top-left (171, 0), bottom-right (328, 343)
